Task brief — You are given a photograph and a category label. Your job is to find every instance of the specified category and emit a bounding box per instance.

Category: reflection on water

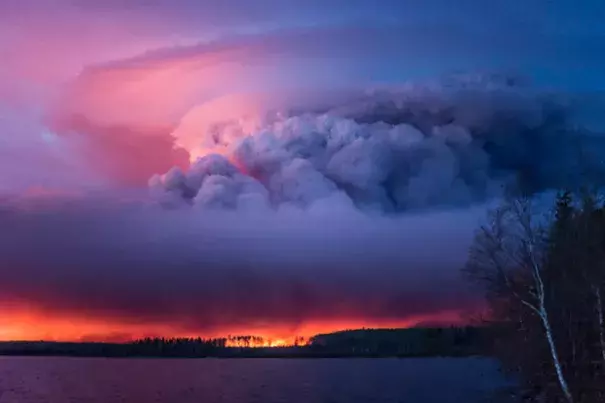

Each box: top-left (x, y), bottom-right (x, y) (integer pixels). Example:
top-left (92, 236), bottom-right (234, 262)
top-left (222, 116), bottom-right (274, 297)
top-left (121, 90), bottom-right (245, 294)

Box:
top-left (0, 357), bottom-right (505, 403)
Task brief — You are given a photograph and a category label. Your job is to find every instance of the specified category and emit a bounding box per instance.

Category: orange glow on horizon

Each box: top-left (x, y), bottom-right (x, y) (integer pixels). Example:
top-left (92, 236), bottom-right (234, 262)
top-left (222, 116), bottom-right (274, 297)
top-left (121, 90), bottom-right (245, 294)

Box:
top-left (224, 337), bottom-right (300, 348)
top-left (0, 305), bottom-right (468, 344)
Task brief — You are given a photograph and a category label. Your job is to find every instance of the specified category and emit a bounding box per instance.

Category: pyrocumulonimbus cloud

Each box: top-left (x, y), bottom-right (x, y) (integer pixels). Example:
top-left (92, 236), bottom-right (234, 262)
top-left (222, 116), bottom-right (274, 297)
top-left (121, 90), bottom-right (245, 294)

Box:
top-left (1, 2), bottom-right (605, 340)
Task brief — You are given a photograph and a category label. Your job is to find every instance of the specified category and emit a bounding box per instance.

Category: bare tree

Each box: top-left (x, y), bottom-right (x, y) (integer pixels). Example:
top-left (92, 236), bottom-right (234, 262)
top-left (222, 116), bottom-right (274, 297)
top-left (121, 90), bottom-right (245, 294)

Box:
top-left (465, 194), bottom-right (574, 402)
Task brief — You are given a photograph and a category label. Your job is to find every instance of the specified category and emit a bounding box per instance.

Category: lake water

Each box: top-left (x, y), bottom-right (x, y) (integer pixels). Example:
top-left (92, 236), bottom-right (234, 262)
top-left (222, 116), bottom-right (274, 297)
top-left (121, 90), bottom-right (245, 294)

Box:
top-left (0, 357), bottom-right (506, 403)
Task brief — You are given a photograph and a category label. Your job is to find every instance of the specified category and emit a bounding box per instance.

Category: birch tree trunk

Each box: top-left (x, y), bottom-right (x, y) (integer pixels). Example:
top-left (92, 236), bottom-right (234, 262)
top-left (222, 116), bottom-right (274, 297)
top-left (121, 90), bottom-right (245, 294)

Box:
top-left (466, 197), bottom-right (575, 402)
top-left (540, 306), bottom-right (574, 403)
top-left (522, 200), bottom-right (574, 403)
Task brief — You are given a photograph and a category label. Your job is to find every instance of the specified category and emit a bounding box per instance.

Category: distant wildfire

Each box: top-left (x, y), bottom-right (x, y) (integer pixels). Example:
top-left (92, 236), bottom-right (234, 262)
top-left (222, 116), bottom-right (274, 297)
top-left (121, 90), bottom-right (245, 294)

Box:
top-left (0, 303), bottom-right (467, 344)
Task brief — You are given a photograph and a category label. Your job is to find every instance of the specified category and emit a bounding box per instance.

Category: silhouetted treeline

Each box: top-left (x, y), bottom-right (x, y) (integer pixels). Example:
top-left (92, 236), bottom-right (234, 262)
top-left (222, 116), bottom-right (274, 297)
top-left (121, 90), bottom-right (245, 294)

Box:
top-left (309, 326), bottom-right (487, 356)
top-left (465, 190), bottom-right (605, 402)
top-left (0, 327), bottom-right (487, 358)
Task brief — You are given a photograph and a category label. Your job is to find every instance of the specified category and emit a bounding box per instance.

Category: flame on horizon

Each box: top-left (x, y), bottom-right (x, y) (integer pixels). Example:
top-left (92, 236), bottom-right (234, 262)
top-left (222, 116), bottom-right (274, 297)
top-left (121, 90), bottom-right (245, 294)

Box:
top-left (224, 336), bottom-right (306, 348)
top-left (0, 306), bottom-right (467, 344)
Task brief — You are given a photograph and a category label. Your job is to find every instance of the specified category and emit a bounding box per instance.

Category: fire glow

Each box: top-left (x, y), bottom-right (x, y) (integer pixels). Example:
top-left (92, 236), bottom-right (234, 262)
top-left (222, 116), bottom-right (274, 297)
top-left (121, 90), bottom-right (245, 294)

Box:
top-left (223, 336), bottom-right (307, 348)
top-left (0, 306), bottom-right (466, 344)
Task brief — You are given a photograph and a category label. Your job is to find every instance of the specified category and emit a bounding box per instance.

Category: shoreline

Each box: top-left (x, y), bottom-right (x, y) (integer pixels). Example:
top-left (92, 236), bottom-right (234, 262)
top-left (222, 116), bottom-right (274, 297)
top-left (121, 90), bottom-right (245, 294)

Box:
top-left (0, 353), bottom-right (489, 359)
top-left (0, 327), bottom-right (488, 359)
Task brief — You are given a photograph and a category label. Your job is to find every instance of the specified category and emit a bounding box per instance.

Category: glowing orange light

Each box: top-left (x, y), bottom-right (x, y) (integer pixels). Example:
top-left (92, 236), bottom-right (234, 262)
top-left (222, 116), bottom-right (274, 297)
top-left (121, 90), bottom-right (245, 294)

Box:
top-left (224, 337), bottom-right (307, 348)
top-left (0, 301), bottom-right (469, 343)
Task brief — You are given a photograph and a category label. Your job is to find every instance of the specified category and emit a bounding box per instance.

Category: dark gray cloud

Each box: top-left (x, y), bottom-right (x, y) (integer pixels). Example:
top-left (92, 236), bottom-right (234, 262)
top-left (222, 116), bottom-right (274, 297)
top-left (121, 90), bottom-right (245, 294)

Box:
top-left (0, 198), bottom-right (482, 332)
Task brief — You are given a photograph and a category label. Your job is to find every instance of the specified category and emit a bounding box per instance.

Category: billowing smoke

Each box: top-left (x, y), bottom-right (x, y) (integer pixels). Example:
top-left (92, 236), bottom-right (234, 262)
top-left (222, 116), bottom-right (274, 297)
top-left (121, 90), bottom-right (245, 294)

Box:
top-left (150, 75), bottom-right (605, 214)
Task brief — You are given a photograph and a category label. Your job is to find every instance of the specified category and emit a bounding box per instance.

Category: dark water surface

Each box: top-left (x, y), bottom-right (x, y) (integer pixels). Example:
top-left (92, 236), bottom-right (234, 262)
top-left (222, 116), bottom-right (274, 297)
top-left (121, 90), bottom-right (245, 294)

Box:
top-left (0, 357), bottom-right (505, 403)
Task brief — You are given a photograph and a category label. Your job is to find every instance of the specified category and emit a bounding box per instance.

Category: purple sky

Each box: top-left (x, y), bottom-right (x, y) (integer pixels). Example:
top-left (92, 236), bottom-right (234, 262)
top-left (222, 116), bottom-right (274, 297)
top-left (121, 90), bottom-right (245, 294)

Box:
top-left (0, 0), bottom-right (604, 340)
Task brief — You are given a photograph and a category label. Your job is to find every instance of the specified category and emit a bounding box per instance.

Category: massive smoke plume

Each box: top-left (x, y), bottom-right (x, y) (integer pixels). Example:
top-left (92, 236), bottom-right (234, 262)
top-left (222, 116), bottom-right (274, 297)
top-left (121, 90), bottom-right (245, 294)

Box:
top-left (1, 74), bottom-right (598, 340)
top-left (2, 0), bottom-right (605, 340)
top-left (150, 75), bottom-right (605, 214)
